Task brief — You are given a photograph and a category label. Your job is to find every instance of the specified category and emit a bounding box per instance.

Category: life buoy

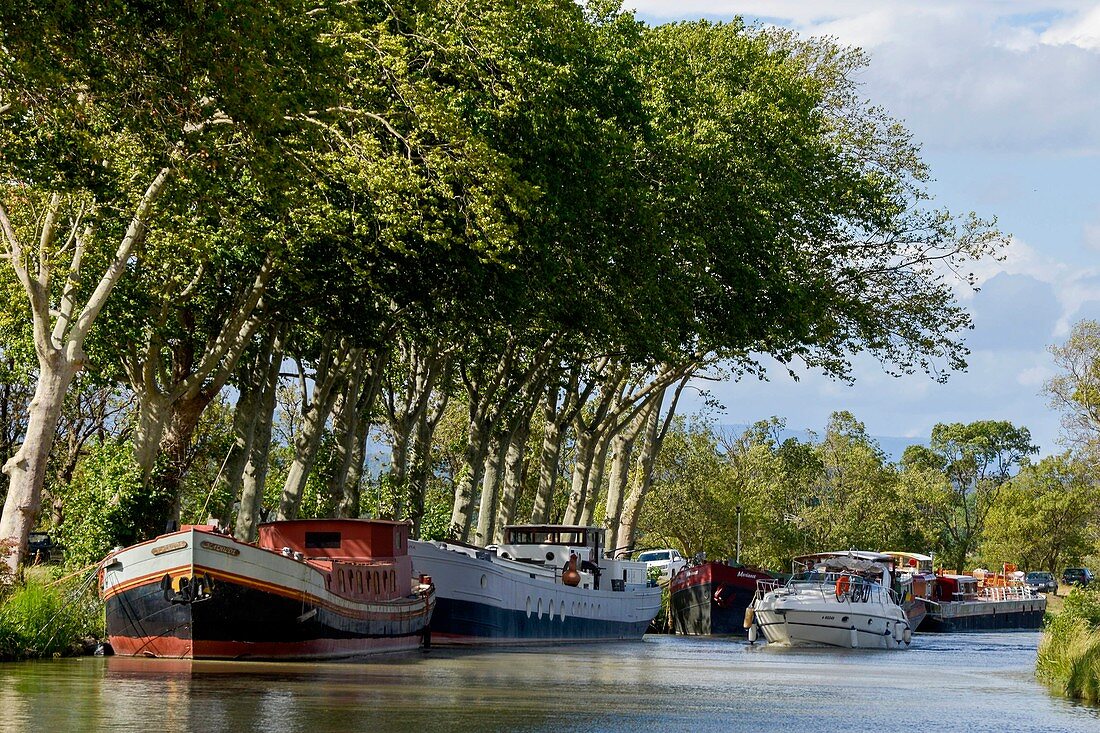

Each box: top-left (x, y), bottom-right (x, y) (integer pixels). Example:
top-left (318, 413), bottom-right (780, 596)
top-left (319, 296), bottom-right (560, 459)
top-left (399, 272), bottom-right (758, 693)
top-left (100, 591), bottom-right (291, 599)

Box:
top-left (835, 575), bottom-right (851, 601)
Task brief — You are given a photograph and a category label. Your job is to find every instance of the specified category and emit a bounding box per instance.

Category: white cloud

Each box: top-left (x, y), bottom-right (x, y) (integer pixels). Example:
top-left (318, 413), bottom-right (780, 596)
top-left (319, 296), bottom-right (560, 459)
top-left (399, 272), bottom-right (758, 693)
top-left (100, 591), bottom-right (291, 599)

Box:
top-left (1042, 4), bottom-right (1100, 49)
top-left (1018, 364), bottom-right (1055, 386)
top-left (1085, 222), bottom-right (1100, 251)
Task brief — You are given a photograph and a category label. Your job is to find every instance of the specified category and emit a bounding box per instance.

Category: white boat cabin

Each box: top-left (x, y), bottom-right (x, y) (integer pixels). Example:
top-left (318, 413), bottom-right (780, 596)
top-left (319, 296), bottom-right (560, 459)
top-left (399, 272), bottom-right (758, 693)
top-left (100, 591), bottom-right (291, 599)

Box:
top-left (495, 525), bottom-right (649, 591)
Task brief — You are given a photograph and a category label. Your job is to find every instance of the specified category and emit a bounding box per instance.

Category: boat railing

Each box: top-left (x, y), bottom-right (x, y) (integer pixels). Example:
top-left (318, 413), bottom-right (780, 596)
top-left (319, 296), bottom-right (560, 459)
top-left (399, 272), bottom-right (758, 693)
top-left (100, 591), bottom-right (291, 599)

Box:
top-left (768, 573), bottom-right (899, 606)
top-left (978, 582), bottom-right (1036, 601)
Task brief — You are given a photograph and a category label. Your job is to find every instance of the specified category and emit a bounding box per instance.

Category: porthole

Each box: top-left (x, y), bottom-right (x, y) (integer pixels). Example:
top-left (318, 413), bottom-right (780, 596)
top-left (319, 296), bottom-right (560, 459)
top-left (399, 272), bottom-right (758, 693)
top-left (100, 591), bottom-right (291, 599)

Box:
top-left (538, 598), bottom-right (543, 619)
top-left (480, 574), bottom-right (488, 589)
top-left (526, 596), bottom-right (532, 617)
top-left (549, 599), bottom-right (555, 618)
top-left (546, 551), bottom-right (555, 561)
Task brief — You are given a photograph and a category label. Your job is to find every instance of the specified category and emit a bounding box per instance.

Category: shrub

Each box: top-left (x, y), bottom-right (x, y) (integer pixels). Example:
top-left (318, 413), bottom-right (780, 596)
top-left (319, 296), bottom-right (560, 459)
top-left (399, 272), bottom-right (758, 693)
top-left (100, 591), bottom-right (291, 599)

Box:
top-left (1038, 586), bottom-right (1100, 704)
top-left (0, 574), bottom-right (104, 660)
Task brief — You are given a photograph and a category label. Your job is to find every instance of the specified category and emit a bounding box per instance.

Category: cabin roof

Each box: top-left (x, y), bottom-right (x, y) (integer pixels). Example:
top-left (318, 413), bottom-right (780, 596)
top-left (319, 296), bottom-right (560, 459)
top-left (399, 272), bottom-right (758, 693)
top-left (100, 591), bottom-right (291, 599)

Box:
top-left (882, 551), bottom-right (933, 562)
top-left (258, 518), bottom-right (410, 530)
top-left (795, 550), bottom-right (892, 563)
top-left (504, 525), bottom-right (601, 533)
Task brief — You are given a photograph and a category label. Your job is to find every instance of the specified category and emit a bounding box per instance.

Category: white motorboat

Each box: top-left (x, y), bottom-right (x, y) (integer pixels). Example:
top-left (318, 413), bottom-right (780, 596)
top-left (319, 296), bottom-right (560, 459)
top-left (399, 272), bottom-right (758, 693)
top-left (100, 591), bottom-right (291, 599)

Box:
top-left (749, 551), bottom-right (912, 650)
top-left (409, 525), bottom-right (662, 645)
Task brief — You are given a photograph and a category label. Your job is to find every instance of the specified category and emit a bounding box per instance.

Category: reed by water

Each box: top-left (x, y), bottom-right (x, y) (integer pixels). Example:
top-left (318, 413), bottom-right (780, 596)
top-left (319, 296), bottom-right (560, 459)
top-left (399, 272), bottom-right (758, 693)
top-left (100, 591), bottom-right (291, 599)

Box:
top-left (0, 567), bottom-right (104, 661)
top-left (1037, 586), bottom-right (1100, 704)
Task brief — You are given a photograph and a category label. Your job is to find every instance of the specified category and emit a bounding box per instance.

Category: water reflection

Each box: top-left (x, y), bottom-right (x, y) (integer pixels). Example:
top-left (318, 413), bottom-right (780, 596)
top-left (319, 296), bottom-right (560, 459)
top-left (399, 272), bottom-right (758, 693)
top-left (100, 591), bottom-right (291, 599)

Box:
top-left (0, 633), bottom-right (1097, 732)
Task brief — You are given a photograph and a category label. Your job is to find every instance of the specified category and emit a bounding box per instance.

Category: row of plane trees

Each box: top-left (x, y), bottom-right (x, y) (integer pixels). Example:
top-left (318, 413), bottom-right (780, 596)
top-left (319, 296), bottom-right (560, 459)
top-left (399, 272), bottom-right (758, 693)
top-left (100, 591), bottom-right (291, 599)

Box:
top-left (0, 0), bottom-right (1004, 574)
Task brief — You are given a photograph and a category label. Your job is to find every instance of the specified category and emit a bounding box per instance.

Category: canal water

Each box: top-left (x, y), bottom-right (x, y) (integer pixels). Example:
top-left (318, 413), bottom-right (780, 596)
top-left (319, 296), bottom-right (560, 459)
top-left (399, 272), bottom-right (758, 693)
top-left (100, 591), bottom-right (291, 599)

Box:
top-left (1, 633), bottom-right (1096, 732)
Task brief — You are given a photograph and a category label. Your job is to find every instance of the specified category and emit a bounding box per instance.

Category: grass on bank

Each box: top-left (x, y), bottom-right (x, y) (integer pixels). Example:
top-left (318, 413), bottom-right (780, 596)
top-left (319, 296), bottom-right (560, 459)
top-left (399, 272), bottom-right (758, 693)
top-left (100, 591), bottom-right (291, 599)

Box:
top-left (1037, 586), bottom-right (1100, 705)
top-left (0, 567), bottom-right (104, 661)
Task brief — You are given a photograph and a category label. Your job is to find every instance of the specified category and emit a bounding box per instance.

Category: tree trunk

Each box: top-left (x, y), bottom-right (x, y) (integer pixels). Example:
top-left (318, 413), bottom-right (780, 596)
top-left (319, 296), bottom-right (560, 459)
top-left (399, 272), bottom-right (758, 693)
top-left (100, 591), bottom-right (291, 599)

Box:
top-left (530, 406), bottom-right (565, 524)
top-left (278, 339), bottom-right (355, 520)
top-left (604, 405), bottom-right (648, 555)
top-left (474, 432), bottom-right (505, 546)
top-left (408, 390), bottom-right (449, 537)
top-left (579, 428), bottom-right (613, 526)
top-left (617, 377), bottom-right (687, 552)
top-left (449, 417), bottom-right (489, 541)
top-left (0, 357), bottom-right (78, 574)
top-left (328, 367), bottom-right (362, 516)
top-left (339, 352), bottom-right (387, 519)
top-left (387, 422), bottom-right (412, 519)
top-left (218, 331), bottom-right (279, 528)
top-left (156, 392), bottom-right (215, 527)
top-left (131, 391), bottom-right (173, 480)
top-left (234, 335), bottom-right (283, 541)
top-left (494, 420), bottom-right (530, 544)
top-left (563, 430), bottom-right (595, 525)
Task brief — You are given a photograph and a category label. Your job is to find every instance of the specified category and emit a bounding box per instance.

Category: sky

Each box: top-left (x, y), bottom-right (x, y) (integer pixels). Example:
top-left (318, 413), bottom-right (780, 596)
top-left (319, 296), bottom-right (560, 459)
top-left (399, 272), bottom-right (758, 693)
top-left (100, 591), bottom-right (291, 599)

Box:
top-left (627, 0), bottom-right (1100, 456)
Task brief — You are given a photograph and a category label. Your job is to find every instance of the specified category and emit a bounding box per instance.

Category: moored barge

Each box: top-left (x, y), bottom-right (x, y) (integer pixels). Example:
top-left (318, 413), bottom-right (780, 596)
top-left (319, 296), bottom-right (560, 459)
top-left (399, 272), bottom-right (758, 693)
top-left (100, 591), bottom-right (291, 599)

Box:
top-left (409, 525), bottom-right (661, 645)
top-left (100, 519), bottom-right (434, 659)
top-left (920, 571), bottom-right (1045, 632)
top-left (669, 561), bottom-right (776, 635)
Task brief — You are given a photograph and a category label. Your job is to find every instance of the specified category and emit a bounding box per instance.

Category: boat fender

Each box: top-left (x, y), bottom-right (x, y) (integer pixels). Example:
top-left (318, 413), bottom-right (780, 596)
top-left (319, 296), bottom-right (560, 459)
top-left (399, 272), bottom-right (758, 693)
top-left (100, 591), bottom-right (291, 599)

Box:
top-left (835, 576), bottom-right (851, 601)
top-left (743, 606), bottom-right (755, 629)
top-left (903, 626), bottom-right (912, 644)
top-left (850, 626), bottom-right (859, 648)
top-left (562, 554), bottom-right (581, 587)
top-left (748, 624), bottom-right (758, 643)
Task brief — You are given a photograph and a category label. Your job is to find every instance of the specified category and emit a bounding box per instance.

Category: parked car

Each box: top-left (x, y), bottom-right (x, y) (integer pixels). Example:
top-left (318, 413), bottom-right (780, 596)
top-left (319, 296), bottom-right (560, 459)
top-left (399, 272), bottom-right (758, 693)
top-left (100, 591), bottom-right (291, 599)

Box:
top-left (637, 549), bottom-right (687, 579)
top-left (27, 532), bottom-right (55, 564)
top-left (1025, 571), bottom-right (1057, 594)
top-left (1062, 567), bottom-right (1094, 587)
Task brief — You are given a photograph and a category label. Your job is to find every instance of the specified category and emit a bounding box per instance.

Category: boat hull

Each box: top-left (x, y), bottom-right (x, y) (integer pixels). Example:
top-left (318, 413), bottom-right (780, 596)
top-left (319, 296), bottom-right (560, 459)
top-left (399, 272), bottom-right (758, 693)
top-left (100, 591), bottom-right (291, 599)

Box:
top-left (669, 563), bottom-right (775, 635)
top-left (753, 585), bottom-right (911, 650)
top-left (920, 597), bottom-right (1046, 633)
top-left (101, 529), bottom-right (433, 660)
top-left (409, 540), bottom-right (660, 645)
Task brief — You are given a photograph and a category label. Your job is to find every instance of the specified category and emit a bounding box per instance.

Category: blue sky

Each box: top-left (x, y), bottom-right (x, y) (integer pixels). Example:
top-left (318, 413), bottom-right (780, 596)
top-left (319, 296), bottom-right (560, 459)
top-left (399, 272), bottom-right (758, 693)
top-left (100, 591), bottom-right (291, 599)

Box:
top-left (628, 1), bottom-right (1100, 456)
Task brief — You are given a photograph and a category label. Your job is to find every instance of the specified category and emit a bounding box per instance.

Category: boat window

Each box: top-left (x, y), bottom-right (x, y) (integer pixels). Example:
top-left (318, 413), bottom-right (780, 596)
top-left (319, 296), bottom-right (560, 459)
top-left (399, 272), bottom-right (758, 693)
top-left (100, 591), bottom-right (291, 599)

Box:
top-left (338, 569), bottom-right (345, 592)
top-left (305, 531), bottom-right (341, 549)
top-left (390, 570), bottom-right (396, 591)
top-left (357, 571), bottom-right (364, 594)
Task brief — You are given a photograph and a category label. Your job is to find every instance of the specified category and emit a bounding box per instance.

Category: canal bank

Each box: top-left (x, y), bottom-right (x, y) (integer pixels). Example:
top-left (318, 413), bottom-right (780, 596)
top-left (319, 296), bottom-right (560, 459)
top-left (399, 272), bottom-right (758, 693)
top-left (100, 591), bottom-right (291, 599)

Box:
top-left (0, 632), bottom-right (1096, 732)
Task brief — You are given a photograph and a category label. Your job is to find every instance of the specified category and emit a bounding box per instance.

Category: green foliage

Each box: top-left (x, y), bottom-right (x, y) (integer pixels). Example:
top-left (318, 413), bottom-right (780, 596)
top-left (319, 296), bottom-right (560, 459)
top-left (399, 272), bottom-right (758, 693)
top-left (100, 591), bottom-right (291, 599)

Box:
top-left (1046, 320), bottom-right (1100, 452)
top-left (55, 441), bottom-right (168, 567)
top-left (980, 453), bottom-right (1100, 573)
top-left (1038, 586), bottom-right (1100, 704)
top-left (418, 484), bottom-right (457, 542)
top-left (902, 420), bottom-right (1037, 572)
top-left (639, 412), bottom-right (930, 572)
top-left (0, 575), bottom-right (104, 660)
